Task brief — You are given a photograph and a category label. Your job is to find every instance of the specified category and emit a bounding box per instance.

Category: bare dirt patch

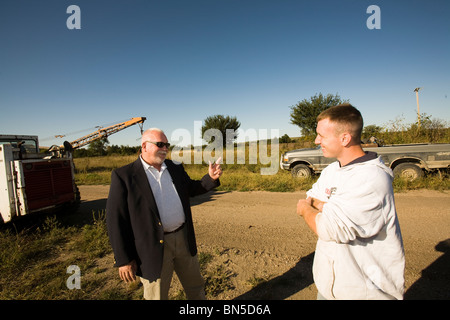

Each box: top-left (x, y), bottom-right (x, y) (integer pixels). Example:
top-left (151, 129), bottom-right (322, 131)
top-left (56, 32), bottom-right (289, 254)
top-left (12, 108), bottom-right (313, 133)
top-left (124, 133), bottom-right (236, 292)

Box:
top-left (78, 186), bottom-right (450, 300)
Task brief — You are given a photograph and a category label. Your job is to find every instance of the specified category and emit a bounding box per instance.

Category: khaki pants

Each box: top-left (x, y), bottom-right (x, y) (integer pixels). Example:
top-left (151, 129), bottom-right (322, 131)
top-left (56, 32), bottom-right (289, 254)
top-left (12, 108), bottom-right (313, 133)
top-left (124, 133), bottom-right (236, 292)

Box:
top-left (140, 227), bottom-right (205, 300)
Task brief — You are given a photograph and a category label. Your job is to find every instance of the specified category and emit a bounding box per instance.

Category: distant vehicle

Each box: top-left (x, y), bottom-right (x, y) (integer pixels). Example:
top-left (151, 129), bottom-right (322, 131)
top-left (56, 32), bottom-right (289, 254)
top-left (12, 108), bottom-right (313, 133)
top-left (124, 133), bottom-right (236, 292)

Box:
top-left (280, 141), bottom-right (450, 181)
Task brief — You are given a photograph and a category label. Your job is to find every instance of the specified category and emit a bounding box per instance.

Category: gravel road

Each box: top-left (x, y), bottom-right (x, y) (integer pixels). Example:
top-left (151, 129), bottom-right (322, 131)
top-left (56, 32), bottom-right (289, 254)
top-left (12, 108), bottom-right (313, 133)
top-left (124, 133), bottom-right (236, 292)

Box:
top-left (79, 186), bottom-right (450, 300)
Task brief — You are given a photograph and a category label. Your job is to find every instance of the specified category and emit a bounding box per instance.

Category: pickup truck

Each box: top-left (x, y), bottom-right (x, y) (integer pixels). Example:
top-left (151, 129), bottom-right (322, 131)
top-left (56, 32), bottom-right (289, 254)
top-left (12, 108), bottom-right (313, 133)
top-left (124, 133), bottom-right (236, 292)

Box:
top-left (280, 142), bottom-right (450, 181)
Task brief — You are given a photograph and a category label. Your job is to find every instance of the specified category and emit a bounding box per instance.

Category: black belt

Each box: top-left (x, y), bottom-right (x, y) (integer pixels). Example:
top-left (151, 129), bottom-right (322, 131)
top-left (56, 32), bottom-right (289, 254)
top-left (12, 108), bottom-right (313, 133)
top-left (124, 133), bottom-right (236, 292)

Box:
top-left (164, 223), bottom-right (185, 235)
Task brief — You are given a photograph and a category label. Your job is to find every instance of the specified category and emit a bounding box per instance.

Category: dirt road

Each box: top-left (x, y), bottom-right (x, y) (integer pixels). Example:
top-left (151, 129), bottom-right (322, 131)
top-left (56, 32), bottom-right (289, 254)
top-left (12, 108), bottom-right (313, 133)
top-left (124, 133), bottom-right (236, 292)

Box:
top-left (79, 185), bottom-right (450, 300)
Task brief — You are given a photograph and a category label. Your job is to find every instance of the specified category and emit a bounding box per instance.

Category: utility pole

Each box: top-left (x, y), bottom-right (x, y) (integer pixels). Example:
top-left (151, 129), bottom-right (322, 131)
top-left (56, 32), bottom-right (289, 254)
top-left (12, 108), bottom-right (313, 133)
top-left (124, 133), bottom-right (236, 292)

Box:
top-left (414, 87), bottom-right (422, 128)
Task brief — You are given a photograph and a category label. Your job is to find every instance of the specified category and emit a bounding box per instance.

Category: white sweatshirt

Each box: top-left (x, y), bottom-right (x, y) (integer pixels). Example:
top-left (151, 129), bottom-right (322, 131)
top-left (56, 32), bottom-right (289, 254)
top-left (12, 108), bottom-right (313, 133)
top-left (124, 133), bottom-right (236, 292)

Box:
top-left (306, 154), bottom-right (405, 300)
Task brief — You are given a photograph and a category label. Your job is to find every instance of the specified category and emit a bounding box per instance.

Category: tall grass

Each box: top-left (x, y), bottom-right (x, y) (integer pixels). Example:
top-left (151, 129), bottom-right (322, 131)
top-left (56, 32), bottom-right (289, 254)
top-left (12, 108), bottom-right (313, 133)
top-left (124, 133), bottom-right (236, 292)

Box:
top-left (0, 216), bottom-right (76, 299)
top-left (0, 210), bottom-right (236, 300)
top-left (74, 150), bottom-right (449, 192)
top-left (379, 115), bottom-right (449, 145)
top-left (74, 146), bottom-right (312, 192)
top-left (74, 155), bottom-right (137, 185)
top-left (393, 172), bottom-right (450, 192)
top-left (0, 210), bottom-right (138, 300)
top-left (74, 158), bottom-right (316, 192)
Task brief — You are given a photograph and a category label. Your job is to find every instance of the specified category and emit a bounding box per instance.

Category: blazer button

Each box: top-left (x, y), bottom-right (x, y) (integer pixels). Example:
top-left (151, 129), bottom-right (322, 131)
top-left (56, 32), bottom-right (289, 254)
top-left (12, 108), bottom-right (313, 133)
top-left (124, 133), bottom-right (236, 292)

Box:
top-left (160, 240), bottom-right (164, 244)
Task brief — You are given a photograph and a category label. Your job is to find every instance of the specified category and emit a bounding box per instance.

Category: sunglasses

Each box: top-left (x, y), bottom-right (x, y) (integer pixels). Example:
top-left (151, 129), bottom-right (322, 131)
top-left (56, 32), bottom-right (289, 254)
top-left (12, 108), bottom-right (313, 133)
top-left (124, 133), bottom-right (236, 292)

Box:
top-left (145, 141), bottom-right (171, 148)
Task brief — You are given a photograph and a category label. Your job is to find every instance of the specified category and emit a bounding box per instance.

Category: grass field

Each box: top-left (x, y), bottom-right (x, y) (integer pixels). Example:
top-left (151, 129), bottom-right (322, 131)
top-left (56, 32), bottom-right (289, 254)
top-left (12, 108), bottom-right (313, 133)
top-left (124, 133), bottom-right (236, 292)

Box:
top-left (73, 152), bottom-right (318, 192)
top-left (73, 153), bottom-right (450, 192)
top-left (0, 210), bottom-right (240, 300)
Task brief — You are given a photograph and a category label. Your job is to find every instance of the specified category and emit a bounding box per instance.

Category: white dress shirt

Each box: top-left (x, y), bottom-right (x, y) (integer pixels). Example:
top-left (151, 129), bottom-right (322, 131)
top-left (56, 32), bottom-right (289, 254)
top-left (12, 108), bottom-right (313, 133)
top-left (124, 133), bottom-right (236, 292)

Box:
top-left (140, 157), bottom-right (185, 232)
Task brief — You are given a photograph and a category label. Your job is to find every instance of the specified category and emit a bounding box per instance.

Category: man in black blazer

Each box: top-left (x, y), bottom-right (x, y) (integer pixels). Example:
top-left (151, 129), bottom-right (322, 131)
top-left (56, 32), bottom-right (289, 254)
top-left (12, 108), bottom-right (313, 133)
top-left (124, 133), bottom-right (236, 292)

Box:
top-left (106, 128), bottom-right (222, 299)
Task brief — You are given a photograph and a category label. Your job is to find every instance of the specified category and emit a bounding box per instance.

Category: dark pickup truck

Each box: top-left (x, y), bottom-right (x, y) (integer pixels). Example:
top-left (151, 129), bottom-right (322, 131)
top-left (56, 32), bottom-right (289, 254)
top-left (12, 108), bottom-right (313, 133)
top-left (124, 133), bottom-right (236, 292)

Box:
top-left (280, 143), bottom-right (450, 181)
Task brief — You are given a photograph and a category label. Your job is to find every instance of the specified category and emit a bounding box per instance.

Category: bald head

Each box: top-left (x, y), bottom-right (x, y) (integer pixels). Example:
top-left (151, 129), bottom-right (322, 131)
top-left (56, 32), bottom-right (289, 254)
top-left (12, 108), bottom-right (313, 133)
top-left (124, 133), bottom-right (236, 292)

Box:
top-left (141, 128), bottom-right (169, 170)
top-left (141, 128), bottom-right (166, 145)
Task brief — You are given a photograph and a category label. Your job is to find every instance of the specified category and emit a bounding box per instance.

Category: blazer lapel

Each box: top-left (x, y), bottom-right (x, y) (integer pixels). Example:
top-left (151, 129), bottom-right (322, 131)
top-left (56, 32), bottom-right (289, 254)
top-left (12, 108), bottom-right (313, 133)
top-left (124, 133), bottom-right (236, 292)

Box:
top-left (166, 160), bottom-right (190, 214)
top-left (166, 160), bottom-right (183, 197)
top-left (131, 158), bottom-right (161, 220)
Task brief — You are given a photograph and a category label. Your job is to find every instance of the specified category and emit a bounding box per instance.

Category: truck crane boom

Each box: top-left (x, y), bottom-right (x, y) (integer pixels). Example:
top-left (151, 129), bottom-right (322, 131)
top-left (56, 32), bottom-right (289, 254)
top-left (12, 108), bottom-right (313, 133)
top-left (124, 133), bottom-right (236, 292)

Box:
top-left (65, 117), bottom-right (146, 150)
top-left (0, 117), bottom-right (146, 223)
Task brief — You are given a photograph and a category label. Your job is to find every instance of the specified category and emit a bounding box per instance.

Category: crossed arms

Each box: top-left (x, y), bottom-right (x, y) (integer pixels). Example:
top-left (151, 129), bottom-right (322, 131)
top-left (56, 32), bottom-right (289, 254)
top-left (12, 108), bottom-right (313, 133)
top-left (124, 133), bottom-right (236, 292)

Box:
top-left (296, 197), bottom-right (326, 235)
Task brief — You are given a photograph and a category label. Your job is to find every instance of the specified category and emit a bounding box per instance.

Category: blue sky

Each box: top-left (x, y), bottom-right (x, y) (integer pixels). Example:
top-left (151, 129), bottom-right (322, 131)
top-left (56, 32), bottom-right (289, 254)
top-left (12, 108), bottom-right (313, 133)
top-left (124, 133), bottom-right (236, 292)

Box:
top-left (1, 0), bottom-right (449, 148)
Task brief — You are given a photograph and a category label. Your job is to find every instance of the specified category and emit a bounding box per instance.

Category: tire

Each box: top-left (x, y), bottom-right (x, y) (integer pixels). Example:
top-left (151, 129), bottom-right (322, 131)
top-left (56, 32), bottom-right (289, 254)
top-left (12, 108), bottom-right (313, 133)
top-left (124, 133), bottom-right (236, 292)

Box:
top-left (393, 163), bottom-right (423, 181)
top-left (291, 164), bottom-right (312, 178)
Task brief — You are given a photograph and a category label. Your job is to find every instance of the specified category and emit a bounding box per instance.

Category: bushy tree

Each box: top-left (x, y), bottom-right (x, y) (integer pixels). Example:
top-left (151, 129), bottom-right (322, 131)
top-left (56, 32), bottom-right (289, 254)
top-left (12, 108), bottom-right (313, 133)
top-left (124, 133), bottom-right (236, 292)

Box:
top-left (279, 134), bottom-right (292, 143)
top-left (87, 137), bottom-right (109, 156)
top-left (363, 125), bottom-right (383, 139)
top-left (201, 114), bottom-right (241, 146)
top-left (290, 93), bottom-right (349, 136)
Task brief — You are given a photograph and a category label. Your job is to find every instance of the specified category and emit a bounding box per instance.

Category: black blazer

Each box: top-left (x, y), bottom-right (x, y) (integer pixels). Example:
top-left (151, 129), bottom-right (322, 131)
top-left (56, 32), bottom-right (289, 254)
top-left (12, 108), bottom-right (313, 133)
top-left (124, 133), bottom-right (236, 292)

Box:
top-left (106, 158), bottom-right (220, 282)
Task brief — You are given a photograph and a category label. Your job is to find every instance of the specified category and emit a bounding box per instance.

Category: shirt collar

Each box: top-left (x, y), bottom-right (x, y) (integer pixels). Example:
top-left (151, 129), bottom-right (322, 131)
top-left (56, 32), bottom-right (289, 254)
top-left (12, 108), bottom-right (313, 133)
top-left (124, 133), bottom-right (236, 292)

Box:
top-left (342, 151), bottom-right (378, 167)
top-left (140, 155), bottom-right (167, 172)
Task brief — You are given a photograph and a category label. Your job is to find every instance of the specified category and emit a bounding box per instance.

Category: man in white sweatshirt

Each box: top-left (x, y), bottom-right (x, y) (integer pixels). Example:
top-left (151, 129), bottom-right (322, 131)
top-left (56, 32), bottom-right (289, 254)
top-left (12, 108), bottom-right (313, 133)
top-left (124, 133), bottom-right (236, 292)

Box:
top-left (297, 104), bottom-right (405, 300)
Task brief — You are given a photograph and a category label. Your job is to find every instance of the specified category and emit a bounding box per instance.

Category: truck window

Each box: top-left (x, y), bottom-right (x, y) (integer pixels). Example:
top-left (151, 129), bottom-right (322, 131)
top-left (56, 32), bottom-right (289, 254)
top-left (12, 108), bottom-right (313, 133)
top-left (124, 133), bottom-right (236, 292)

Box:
top-left (20, 140), bottom-right (38, 153)
top-left (0, 139), bottom-right (38, 153)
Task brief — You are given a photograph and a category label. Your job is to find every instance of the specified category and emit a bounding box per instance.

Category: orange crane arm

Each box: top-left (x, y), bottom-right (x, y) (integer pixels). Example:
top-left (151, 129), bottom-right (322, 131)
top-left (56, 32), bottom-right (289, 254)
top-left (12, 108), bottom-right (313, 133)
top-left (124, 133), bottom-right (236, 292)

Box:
top-left (67, 117), bottom-right (146, 150)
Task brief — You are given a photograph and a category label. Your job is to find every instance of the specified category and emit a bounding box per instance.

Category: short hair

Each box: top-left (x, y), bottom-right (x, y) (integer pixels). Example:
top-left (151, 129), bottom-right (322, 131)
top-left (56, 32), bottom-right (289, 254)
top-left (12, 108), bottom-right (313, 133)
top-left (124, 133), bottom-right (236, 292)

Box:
top-left (141, 128), bottom-right (166, 145)
top-left (317, 103), bottom-right (363, 139)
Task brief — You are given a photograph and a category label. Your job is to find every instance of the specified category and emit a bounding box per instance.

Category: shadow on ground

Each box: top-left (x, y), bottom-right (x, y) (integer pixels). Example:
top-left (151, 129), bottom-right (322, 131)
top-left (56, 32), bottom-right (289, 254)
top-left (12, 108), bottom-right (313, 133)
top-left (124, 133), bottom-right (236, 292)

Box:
top-left (405, 238), bottom-right (450, 300)
top-left (234, 252), bottom-right (315, 300)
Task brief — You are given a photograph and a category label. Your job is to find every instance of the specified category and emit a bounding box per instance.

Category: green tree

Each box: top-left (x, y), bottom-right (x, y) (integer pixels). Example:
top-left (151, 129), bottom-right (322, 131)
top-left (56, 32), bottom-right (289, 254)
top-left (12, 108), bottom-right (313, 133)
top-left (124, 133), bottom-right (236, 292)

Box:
top-left (87, 137), bottom-right (109, 156)
top-left (279, 134), bottom-right (292, 143)
top-left (289, 93), bottom-right (349, 136)
top-left (362, 125), bottom-right (383, 139)
top-left (201, 115), bottom-right (241, 146)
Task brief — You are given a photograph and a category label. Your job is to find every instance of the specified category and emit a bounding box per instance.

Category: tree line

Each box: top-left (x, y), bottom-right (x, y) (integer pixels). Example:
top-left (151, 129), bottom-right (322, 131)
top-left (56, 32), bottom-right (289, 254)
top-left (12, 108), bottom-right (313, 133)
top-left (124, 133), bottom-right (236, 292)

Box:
top-left (74, 92), bottom-right (449, 157)
top-left (73, 140), bottom-right (141, 157)
top-left (289, 93), bottom-right (449, 145)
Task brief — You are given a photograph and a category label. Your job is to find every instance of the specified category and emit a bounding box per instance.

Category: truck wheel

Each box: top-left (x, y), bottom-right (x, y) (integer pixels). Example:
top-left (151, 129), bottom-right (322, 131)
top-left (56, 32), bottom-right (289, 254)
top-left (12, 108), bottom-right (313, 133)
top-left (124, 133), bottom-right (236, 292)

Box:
top-left (291, 164), bottom-right (312, 178)
top-left (393, 163), bottom-right (423, 181)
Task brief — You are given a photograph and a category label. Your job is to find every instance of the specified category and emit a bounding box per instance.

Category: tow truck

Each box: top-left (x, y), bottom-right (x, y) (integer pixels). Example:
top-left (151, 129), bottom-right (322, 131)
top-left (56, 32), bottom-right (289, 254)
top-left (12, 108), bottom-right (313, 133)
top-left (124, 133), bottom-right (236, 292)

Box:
top-left (0, 117), bottom-right (145, 223)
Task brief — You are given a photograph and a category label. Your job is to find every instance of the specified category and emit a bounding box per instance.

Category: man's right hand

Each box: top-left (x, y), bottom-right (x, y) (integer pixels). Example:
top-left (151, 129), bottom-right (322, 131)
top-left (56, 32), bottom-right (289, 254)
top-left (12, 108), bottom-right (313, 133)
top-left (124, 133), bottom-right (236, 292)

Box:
top-left (119, 260), bottom-right (137, 283)
top-left (311, 197), bottom-right (326, 212)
